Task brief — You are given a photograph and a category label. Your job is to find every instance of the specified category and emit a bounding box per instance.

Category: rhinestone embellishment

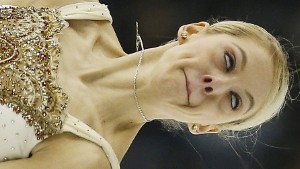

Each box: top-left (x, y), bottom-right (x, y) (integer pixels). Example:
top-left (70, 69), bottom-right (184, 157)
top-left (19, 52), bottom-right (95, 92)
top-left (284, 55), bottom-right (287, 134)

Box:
top-left (0, 6), bottom-right (69, 140)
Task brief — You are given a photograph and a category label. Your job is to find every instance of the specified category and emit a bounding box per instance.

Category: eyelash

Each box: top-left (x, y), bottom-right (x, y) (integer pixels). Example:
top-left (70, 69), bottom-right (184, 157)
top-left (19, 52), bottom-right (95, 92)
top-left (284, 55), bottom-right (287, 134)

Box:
top-left (224, 51), bottom-right (236, 72)
top-left (230, 91), bottom-right (241, 110)
top-left (224, 51), bottom-right (241, 110)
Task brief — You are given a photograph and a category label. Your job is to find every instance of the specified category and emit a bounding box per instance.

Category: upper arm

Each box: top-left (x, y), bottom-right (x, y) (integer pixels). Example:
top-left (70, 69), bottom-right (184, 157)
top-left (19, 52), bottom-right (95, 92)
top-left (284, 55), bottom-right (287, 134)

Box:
top-left (0, 0), bottom-right (100, 8)
top-left (0, 153), bottom-right (105, 169)
top-left (0, 133), bottom-right (111, 169)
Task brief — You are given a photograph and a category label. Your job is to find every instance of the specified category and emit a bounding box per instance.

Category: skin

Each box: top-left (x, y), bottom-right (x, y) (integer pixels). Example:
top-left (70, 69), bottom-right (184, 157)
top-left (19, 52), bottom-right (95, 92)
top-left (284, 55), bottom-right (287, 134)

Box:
top-left (0, 1), bottom-right (273, 168)
top-left (138, 23), bottom-right (274, 134)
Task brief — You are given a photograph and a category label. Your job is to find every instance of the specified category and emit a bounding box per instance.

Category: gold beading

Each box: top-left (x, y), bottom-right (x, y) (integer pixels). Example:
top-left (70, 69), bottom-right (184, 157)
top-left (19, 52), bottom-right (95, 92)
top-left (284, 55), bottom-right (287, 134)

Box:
top-left (0, 6), bottom-right (68, 140)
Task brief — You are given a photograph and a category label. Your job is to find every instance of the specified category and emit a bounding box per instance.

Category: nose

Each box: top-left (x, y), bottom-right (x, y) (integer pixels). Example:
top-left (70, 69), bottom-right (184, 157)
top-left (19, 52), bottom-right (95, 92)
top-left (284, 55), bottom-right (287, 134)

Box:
top-left (201, 75), bottom-right (231, 95)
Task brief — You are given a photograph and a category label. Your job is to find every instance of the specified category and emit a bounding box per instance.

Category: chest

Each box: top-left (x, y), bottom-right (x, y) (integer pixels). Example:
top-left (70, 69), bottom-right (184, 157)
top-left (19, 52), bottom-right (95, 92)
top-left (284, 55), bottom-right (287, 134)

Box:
top-left (55, 20), bottom-right (120, 127)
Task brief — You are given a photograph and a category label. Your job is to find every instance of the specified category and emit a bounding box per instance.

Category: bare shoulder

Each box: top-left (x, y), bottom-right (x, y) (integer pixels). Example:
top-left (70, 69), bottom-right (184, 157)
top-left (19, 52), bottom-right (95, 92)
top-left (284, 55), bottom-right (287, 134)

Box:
top-left (31, 132), bottom-right (112, 169)
top-left (0, 0), bottom-right (100, 8)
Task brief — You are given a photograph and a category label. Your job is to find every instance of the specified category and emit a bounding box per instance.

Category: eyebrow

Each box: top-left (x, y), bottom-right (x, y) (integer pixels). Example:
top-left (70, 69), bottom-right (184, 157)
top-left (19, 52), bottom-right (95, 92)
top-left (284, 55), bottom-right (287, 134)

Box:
top-left (244, 90), bottom-right (254, 114)
top-left (233, 43), bottom-right (247, 71)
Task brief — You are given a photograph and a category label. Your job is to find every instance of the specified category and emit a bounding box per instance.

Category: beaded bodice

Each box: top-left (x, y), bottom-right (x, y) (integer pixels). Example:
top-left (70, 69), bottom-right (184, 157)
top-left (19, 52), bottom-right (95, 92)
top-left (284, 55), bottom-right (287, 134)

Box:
top-left (0, 6), bottom-right (69, 140)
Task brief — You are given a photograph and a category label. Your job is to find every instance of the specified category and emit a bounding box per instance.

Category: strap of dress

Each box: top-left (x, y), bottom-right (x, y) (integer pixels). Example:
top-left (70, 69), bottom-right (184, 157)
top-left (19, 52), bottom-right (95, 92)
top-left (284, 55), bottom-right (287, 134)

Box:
top-left (62, 114), bottom-right (120, 169)
top-left (59, 2), bottom-right (112, 22)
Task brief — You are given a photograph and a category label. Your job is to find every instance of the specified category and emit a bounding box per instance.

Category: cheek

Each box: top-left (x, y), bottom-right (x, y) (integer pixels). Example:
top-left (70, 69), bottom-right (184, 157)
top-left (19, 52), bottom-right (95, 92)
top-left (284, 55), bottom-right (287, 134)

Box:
top-left (159, 45), bottom-right (191, 62)
top-left (192, 45), bottom-right (224, 73)
top-left (195, 96), bottom-right (244, 125)
top-left (208, 46), bottom-right (228, 73)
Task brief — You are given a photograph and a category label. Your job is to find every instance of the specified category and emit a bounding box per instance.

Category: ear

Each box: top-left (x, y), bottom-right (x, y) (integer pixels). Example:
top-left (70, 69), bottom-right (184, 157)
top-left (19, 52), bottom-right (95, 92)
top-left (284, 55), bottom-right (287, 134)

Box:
top-left (178, 22), bottom-right (210, 44)
top-left (187, 123), bottom-right (221, 135)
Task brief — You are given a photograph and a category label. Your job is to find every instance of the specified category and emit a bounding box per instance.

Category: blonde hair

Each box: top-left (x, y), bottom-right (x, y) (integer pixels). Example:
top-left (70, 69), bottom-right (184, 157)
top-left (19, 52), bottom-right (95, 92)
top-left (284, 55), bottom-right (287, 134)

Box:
top-left (207, 21), bottom-right (289, 131)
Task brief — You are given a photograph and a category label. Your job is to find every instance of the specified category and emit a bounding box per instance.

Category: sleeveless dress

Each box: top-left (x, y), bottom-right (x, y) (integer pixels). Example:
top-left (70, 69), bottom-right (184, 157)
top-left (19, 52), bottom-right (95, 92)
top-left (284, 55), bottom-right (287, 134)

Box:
top-left (0, 2), bottom-right (119, 169)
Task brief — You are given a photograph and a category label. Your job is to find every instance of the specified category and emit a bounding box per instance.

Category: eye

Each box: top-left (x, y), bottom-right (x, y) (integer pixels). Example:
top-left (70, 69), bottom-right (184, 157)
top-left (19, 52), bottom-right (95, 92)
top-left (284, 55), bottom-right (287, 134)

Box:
top-left (230, 91), bottom-right (241, 110)
top-left (224, 51), bottom-right (236, 72)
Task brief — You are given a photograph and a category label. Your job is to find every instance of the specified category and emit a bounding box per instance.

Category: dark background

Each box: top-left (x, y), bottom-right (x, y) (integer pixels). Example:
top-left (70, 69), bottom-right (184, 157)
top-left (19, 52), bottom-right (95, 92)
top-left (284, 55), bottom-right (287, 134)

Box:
top-left (101, 0), bottom-right (300, 169)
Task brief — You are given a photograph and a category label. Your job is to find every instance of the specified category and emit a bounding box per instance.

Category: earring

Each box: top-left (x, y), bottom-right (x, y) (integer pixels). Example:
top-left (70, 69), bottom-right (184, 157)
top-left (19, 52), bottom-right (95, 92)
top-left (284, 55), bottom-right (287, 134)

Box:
top-left (181, 31), bottom-right (188, 39)
top-left (181, 26), bottom-right (188, 39)
top-left (191, 124), bottom-right (199, 131)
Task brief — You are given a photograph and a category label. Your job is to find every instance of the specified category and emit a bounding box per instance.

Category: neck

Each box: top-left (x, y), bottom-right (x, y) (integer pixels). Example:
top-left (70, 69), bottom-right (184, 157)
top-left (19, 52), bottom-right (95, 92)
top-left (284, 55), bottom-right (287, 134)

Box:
top-left (79, 41), bottom-right (178, 160)
top-left (83, 41), bottom-right (178, 126)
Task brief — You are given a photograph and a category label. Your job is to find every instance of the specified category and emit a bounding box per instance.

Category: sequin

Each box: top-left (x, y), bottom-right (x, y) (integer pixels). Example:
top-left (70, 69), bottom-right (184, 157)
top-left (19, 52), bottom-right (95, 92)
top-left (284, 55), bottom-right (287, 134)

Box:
top-left (0, 6), bottom-right (68, 140)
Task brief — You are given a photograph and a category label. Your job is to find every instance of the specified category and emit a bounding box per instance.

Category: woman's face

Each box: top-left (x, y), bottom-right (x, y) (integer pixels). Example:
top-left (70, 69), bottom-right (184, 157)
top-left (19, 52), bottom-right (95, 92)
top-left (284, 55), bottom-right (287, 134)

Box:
top-left (147, 28), bottom-right (273, 127)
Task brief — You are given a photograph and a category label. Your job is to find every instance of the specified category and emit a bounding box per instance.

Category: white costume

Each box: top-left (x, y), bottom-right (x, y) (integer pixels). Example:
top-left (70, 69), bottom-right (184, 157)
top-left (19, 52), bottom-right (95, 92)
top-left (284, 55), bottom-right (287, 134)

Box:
top-left (0, 2), bottom-right (119, 169)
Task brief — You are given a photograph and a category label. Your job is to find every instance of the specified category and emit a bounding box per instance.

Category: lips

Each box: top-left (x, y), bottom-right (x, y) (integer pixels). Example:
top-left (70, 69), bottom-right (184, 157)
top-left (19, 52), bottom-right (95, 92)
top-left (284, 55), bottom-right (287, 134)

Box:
top-left (183, 70), bottom-right (191, 105)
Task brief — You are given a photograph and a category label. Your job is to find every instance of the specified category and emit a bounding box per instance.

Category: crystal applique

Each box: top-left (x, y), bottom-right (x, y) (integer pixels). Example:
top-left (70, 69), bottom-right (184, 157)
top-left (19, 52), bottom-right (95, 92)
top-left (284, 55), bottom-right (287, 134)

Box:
top-left (0, 6), bottom-right (69, 140)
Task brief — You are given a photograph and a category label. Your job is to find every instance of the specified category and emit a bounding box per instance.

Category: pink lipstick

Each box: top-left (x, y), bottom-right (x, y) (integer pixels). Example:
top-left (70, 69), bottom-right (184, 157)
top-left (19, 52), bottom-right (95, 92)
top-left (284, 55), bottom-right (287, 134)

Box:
top-left (183, 70), bottom-right (191, 105)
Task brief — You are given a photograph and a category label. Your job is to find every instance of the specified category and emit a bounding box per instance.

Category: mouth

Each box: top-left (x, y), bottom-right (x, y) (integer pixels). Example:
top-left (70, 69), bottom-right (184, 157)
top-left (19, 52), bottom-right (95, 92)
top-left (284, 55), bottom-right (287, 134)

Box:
top-left (183, 70), bottom-right (191, 105)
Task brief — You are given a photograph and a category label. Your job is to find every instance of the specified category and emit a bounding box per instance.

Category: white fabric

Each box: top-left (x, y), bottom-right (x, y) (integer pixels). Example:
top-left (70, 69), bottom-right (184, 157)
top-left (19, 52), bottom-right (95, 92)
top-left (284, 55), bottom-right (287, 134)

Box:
top-left (62, 114), bottom-right (120, 169)
top-left (0, 2), bottom-right (120, 169)
top-left (0, 105), bottom-right (40, 161)
top-left (59, 2), bottom-right (112, 22)
top-left (0, 111), bottom-right (120, 169)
